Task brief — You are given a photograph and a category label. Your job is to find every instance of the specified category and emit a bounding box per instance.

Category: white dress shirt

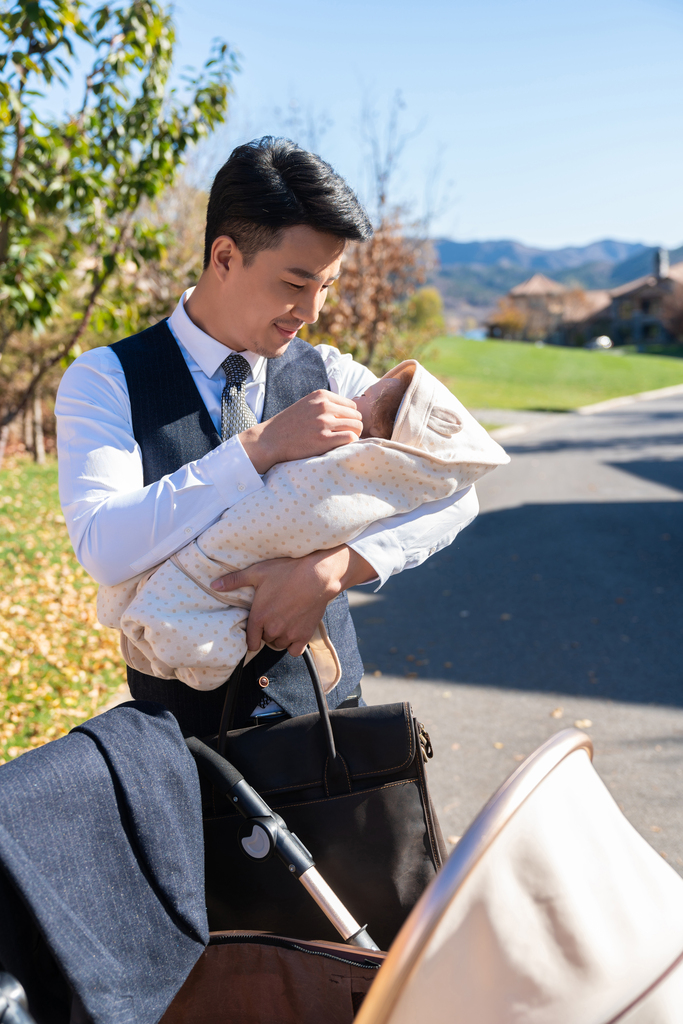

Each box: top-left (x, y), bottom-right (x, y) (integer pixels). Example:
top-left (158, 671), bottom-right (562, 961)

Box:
top-left (56, 288), bottom-right (479, 588)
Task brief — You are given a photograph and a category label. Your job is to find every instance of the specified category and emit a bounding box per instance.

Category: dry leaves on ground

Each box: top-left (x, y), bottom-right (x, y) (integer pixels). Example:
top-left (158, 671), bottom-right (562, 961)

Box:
top-left (0, 457), bottom-right (126, 762)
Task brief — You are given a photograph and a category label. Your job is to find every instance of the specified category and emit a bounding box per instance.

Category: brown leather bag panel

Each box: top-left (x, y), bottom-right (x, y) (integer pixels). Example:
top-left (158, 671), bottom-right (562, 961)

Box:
top-left (160, 939), bottom-right (380, 1024)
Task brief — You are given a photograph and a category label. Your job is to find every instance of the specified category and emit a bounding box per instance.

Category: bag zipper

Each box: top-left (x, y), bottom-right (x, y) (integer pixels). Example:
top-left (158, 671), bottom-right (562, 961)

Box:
top-left (413, 717), bottom-right (443, 868)
top-left (209, 932), bottom-right (381, 969)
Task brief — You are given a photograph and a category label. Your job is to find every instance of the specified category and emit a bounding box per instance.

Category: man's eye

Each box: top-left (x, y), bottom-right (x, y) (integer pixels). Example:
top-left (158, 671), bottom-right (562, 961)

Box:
top-left (286, 281), bottom-right (304, 290)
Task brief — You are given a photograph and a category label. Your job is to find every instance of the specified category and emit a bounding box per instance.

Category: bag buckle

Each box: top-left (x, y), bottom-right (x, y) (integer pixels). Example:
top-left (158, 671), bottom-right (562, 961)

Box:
top-left (418, 722), bottom-right (434, 761)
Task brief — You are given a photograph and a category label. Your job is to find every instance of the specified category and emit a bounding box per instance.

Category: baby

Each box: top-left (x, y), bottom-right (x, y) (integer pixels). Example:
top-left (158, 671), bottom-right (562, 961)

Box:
top-left (97, 360), bottom-right (509, 696)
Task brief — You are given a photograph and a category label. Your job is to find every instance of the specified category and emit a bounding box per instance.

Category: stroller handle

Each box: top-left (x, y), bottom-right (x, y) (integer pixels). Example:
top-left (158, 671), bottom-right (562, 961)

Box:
top-left (188, 736), bottom-right (379, 951)
top-left (0, 973), bottom-right (34, 1024)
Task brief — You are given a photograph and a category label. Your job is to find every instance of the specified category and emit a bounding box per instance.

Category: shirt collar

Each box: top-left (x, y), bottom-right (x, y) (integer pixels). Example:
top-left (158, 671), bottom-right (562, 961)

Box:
top-left (169, 287), bottom-right (266, 381)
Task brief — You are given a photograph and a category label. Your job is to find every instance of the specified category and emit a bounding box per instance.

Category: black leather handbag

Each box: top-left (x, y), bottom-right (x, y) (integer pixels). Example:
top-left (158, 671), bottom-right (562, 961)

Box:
top-left (199, 652), bottom-right (446, 952)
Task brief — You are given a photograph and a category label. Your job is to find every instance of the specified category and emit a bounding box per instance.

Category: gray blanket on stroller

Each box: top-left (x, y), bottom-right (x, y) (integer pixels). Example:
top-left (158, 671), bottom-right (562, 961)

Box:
top-left (0, 702), bottom-right (208, 1024)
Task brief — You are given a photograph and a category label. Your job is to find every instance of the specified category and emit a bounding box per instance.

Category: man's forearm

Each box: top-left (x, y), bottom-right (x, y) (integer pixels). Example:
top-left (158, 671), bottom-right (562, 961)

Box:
top-left (210, 545), bottom-right (374, 656)
top-left (307, 544), bottom-right (376, 595)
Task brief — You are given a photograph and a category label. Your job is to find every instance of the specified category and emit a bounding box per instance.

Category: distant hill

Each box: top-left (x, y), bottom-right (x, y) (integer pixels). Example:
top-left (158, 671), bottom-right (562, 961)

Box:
top-left (434, 238), bottom-right (647, 272)
top-left (608, 245), bottom-right (683, 285)
top-left (431, 239), bottom-right (683, 319)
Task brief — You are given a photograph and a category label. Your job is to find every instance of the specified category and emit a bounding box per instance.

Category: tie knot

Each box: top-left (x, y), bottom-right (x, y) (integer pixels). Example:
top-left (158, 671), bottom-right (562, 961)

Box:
top-left (222, 353), bottom-right (251, 389)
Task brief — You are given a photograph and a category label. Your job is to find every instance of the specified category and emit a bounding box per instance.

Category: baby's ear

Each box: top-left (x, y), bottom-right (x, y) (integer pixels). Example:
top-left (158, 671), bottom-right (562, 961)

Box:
top-left (428, 407), bottom-right (462, 437)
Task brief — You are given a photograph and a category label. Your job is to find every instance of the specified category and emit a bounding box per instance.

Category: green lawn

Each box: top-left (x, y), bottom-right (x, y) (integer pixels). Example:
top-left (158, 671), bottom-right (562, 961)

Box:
top-left (0, 457), bottom-right (126, 762)
top-left (424, 337), bottom-right (683, 410)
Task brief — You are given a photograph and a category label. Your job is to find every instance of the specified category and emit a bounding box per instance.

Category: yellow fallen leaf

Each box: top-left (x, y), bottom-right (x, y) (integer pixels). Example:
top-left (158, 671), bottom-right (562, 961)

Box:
top-left (574, 719), bottom-right (593, 729)
top-left (550, 707), bottom-right (563, 719)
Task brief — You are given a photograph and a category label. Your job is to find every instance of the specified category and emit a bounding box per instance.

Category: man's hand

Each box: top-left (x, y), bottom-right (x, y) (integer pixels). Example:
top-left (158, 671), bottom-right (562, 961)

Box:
top-left (210, 545), bottom-right (375, 656)
top-left (238, 390), bottom-right (362, 475)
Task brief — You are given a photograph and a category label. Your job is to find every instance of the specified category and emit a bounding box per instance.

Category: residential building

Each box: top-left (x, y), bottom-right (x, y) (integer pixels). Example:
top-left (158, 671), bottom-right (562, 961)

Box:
top-left (487, 250), bottom-right (683, 346)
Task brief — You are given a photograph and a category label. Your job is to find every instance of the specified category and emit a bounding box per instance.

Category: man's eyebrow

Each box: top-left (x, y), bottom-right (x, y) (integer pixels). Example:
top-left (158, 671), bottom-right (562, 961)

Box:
top-left (285, 266), bottom-right (340, 283)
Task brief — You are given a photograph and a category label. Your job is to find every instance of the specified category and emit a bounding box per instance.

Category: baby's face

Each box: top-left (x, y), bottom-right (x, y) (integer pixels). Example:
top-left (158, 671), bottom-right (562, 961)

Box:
top-left (354, 377), bottom-right (404, 439)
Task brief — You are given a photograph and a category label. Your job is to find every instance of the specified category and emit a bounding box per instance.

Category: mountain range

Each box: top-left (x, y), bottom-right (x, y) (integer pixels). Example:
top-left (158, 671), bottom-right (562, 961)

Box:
top-left (432, 238), bottom-right (683, 315)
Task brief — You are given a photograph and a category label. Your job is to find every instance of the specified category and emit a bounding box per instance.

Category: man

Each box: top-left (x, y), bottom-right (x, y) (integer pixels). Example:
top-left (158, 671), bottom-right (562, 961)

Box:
top-left (56, 137), bottom-right (479, 735)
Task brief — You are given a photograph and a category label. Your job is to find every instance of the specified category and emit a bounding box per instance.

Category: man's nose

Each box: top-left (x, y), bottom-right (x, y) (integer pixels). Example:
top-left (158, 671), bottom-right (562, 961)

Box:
top-left (293, 289), bottom-right (323, 325)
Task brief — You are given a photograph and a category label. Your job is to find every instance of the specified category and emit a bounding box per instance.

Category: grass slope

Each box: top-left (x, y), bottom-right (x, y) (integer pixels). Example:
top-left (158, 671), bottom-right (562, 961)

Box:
top-left (0, 458), bottom-right (126, 762)
top-left (424, 337), bottom-right (683, 410)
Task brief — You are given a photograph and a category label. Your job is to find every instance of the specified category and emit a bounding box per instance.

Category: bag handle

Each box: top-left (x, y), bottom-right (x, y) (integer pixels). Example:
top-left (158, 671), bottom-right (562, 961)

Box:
top-left (217, 655), bottom-right (245, 758)
top-left (217, 648), bottom-right (338, 763)
top-left (302, 647), bottom-right (337, 762)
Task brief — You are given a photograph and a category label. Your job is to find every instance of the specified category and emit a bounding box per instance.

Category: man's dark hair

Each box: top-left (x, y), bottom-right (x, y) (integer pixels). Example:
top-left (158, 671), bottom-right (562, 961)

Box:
top-left (204, 137), bottom-right (373, 268)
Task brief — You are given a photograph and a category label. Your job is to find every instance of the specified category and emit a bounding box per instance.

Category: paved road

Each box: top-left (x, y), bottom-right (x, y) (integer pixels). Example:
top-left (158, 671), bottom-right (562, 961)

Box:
top-left (353, 394), bottom-right (683, 871)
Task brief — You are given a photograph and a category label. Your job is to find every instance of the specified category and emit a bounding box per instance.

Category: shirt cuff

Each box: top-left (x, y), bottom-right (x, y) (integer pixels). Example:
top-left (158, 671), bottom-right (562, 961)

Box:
top-left (347, 531), bottom-right (404, 591)
top-left (202, 435), bottom-right (264, 506)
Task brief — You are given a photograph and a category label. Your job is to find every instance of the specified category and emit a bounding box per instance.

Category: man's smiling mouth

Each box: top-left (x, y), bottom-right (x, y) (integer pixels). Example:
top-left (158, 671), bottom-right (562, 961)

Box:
top-left (274, 322), bottom-right (303, 337)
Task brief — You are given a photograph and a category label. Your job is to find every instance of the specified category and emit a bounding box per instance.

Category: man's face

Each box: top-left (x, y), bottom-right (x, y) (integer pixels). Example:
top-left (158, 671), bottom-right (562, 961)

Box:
top-left (214, 224), bottom-right (345, 357)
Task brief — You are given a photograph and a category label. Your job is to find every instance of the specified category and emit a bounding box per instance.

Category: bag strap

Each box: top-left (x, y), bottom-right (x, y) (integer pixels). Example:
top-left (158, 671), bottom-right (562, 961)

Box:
top-left (216, 649), bottom-right (338, 764)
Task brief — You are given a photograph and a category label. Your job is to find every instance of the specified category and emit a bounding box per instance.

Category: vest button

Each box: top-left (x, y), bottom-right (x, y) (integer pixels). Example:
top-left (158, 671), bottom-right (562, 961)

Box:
top-left (258, 676), bottom-right (269, 688)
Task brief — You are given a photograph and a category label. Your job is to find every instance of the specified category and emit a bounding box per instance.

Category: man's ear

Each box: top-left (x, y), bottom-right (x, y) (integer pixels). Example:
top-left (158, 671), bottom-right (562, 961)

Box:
top-left (211, 235), bottom-right (239, 280)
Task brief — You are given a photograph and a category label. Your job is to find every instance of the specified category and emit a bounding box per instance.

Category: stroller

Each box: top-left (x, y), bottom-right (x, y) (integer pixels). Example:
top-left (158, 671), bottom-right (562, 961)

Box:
top-left (4, 657), bottom-right (683, 1023)
top-left (160, 724), bottom-right (683, 1024)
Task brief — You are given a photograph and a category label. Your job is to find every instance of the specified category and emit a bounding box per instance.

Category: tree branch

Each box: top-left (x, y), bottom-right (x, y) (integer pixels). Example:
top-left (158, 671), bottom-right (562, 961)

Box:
top-left (0, 216), bottom-right (131, 430)
top-left (0, 96), bottom-right (26, 265)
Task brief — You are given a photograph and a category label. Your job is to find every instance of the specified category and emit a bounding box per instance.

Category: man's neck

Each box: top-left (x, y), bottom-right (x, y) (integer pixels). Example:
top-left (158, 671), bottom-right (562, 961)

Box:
top-left (184, 276), bottom-right (247, 352)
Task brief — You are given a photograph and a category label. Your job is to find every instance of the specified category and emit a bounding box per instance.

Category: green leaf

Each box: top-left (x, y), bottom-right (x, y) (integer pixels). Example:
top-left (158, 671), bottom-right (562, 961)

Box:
top-left (18, 281), bottom-right (36, 303)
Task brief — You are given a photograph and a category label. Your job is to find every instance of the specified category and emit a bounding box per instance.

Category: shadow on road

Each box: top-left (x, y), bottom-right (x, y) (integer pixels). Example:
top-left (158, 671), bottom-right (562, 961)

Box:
top-left (606, 459), bottom-right (683, 493)
top-left (351, 501), bottom-right (682, 707)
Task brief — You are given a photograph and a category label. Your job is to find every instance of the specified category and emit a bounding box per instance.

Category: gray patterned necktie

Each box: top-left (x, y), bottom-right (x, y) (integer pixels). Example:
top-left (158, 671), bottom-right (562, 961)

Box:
top-left (221, 353), bottom-right (257, 440)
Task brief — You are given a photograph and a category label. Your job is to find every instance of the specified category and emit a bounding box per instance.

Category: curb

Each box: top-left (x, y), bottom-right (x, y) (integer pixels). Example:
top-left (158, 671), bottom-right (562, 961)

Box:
top-left (487, 382), bottom-right (683, 440)
top-left (488, 423), bottom-right (533, 440)
top-left (576, 382), bottom-right (683, 415)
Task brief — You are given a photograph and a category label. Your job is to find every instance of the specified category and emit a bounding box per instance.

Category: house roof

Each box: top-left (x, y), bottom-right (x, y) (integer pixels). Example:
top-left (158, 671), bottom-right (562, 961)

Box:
top-left (610, 274), bottom-right (655, 298)
top-left (575, 290), bottom-right (612, 318)
top-left (667, 261), bottom-right (683, 284)
top-left (509, 273), bottom-right (567, 296)
top-left (610, 260), bottom-right (683, 298)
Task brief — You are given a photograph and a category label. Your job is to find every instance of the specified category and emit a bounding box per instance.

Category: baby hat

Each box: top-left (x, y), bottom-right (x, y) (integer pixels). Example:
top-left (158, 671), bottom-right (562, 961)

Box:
top-left (384, 359), bottom-right (509, 466)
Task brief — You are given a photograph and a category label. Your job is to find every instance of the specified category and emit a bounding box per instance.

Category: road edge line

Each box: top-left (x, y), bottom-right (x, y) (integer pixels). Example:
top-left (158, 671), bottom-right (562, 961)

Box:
top-left (577, 382), bottom-right (683, 415)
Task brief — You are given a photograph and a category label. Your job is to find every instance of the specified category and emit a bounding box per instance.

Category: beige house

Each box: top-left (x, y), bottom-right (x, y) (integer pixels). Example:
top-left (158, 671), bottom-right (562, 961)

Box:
top-left (487, 250), bottom-right (683, 346)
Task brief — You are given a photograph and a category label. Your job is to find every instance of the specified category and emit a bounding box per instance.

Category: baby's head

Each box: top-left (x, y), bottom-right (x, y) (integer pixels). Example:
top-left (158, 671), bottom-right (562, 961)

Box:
top-left (354, 365), bottom-right (415, 440)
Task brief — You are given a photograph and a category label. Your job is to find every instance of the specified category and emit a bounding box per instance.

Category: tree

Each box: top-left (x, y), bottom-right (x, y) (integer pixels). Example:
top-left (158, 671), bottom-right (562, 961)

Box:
top-left (304, 93), bottom-right (443, 374)
top-left (0, 0), bottom-right (237, 461)
top-left (304, 217), bottom-right (442, 372)
top-left (487, 298), bottom-right (528, 340)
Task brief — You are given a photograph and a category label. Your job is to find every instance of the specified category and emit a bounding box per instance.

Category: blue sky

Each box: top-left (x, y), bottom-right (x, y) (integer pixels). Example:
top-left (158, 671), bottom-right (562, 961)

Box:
top-left (44, 0), bottom-right (683, 249)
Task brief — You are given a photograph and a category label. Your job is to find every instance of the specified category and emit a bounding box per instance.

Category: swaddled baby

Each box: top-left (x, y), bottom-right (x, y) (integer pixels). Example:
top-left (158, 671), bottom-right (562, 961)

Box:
top-left (97, 360), bottom-right (509, 694)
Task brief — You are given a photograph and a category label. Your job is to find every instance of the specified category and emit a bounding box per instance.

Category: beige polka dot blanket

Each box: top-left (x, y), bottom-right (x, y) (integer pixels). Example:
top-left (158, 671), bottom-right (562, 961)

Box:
top-left (97, 360), bottom-right (509, 693)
